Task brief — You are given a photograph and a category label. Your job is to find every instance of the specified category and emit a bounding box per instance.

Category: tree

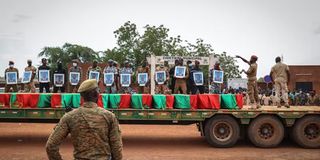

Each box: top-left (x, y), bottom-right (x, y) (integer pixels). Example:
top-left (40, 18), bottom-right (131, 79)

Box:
top-left (216, 52), bottom-right (241, 82)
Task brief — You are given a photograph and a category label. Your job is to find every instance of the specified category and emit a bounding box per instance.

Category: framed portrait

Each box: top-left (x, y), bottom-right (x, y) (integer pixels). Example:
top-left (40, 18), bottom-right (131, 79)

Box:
top-left (138, 73), bottom-right (148, 86)
top-left (155, 71), bottom-right (166, 85)
top-left (174, 66), bottom-right (186, 78)
top-left (193, 72), bottom-right (204, 86)
top-left (22, 71), bottom-right (32, 83)
top-left (70, 72), bottom-right (80, 85)
top-left (213, 70), bottom-right (224, 84)
top-left (6, 72), bottom-right (17, 84)
top-left (89, 71), bottom-right (100, 82)
top-left (39, 70), bottom-right (50, 83)
top-left (104, 73), bottom-right (114, 86)
top-left (54, 74), bottom-right (65, 87)
top-left (120, 74), bottom-right (131, 87)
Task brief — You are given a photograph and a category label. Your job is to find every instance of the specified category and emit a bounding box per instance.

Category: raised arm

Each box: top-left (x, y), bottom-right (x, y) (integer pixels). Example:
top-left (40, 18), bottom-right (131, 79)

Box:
top-left (235, 55), bottom-right (250, 65)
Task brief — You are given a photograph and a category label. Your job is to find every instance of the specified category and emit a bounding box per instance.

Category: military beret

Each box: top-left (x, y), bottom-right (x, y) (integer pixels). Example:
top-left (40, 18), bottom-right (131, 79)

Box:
top-left (251, 55), bottom-right (258, 60)
top-left (9, 61), bottom-right (14, 64)
top-left (78, 79), bottom-right (98, 93)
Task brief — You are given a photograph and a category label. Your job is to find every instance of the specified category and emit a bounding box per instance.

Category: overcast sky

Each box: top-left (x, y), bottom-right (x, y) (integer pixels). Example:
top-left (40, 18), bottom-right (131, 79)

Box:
top-left (1, 0), bottom-right (319, 78)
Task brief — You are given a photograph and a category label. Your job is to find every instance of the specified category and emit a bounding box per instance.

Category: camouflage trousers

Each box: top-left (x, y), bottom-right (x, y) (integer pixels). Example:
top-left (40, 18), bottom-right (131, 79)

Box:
top-left (247, 80), bottom-right (259, 104)
top-left (174, 79), bottom-right (187, 94)
top-left (69, 85), bottom-right (80, 93)
top-left (274, 79), bottom-right (289, 105)
top-left (24, 81), bottom-right (36, 93)
top-left (5, 84), bottom-right (18, 92)
top-left (156, 84), bottom-right (168, 94)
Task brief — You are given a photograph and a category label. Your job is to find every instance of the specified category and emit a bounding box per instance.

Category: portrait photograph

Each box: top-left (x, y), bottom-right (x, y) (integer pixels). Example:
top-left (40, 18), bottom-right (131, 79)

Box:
top-left (89, 71), bottom-right (100, 82)
top-left (174, 66), bottom-right (186, 78)
top-left (138, 73), bottom-right (148, 86)
top-left (193, 72), bottom-right (204, 86)
top-left (104, 73), bottom-right (114, 86)
top-left (70, 72), bottom-right (80, 85)
top-left (22, 71), bottom-right (32, 83)
top-left (54, 74), bottom-right (64, 87)
top-left (120, 74), bottom-right (131, 87)
top-left (39, 70), bottom-right (50, 83)
top-left (6, 72), bottom-right (18, 84)
top-left (155, 71), bottom-right (166, 85)
top-left (213, 70), bottom-right (224, 84)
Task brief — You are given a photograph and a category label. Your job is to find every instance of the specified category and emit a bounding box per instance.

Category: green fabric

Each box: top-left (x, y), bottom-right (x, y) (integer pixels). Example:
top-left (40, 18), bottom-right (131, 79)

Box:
top-left (37, 94), bottom-right (52, 108)
top-left (62, 93), bottom-right (81, 108)
top-left (152, 94), bottom-right (166, 109)
top-left (131, 94), bottom-right (143, 109)
top-left (101, 94), bottom-right (109, 109)
top-left (221, 94), bottom-right (238, 109)
top-left (109, 94), bottom-right (121, 109)
top-left (174, 94), bottom-right (191, 109)
top-left (10, 93), bottom-right (17, 108)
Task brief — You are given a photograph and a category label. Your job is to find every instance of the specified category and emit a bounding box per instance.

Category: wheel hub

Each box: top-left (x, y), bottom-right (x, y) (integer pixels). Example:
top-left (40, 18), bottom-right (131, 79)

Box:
top-left (258, 123), bottom-right (274, 139)
top-left (304, 123), bottom-right (320, 140)
top-left (213, 122), bottom-right (233, 141)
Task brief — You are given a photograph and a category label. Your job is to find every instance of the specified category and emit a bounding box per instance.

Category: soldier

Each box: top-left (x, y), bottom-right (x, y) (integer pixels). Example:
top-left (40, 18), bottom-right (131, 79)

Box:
top-left (236, 55), bottom-right (260, 109)
top-left (4, 61), bottom-right (19, 92)
top-left (209, 62), bottom-right (222, 94)
top-left (53, 62), bottom-right (67, 93)
top-left (87, 60), bottom-right (102, 83)
top-left (270, 56), bottom-right (290, 108)
top-left (119, 61), bottom-right (133, 94)
top-left (46, 79), bottom-right (123, 160)
top-left (155, 64), bottom-right (169, 94)
top-left (136, 61), bottom-right (150, 94)
top-left (103, 59), bottom-right (118, 93)
top-left (113, 61), bottom-right (120, 91)
top-left (38, 58), bottom-right (51, 93)
top-left (169, 59), bottom-right (179, 94)
top-left (190, 60), bottom-right (205, 94)
top-left (69, 59), bottom-right (82, 93)
top-left (186, 60), bottom-right (193, 94)
top-left (174, 58), bottom-right (189, 94)
top-left (24, 59), bottom-right (37, 93)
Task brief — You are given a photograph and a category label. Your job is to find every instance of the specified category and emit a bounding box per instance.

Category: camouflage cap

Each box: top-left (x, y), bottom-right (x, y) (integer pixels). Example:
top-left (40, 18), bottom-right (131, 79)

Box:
top-left (78, 79), bottom-right (98, 93)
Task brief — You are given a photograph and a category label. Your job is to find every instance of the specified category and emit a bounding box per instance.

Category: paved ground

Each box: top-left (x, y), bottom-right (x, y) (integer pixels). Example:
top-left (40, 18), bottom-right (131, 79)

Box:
top-left (0, 123), bottom-right (319, 160)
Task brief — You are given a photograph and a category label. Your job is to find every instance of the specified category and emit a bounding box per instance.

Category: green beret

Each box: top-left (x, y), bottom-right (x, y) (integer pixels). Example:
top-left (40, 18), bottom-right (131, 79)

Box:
top-left (78, 79), bottom-right (98, 93)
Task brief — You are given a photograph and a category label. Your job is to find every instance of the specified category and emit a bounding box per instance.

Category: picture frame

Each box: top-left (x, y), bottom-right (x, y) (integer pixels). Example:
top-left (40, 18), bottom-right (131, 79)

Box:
top-left (70, 72), bottom-right (80, 86)
top-left (138, 73), bottom-right (148, 86)
top-left (174, 66), bottom-right (186, 78)
top-left (213, 70), bottom-right (224, 84)
top-left (120, 74), bottom-right (131, 87)
top-left (89, 71), bottom-right (100, 82)
top-left (155, 71), bottom-right (166, 85)
top-left (39, 70), bottom-right (50, 83)
top-left (22, 71), bottom-right (32, 83)
top-left (104, 73), bottom-right (114, 86)
top-left (54, 74), bottom-right (65, 87)
top-left (6, 72), bottom-right (17, 84)
top-left (193, 72), bottom-right (204, 86)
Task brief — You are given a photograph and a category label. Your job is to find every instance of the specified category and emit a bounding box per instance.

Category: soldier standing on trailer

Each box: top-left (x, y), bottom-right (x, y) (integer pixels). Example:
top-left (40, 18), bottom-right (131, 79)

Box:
top-left (270, 56), bottom-right (290, 108)
top-left (103, 59), bottom-right (118, 93)
top-left (169, 59), bottom-right (179, 94)
top-left (236, 55), bottom-right (261, 109)
top-left (190, 60), bottom-right (205, 94)
top-left (87, 60), bottom-right (102, 84)
top-left (155, 64), bottom-right (170, 94)
top-left (24, 59), bottom-right (37, 93)
top-left (4, 61), bottom-right (19, 92)
top-left (136, 60), bottom-right (150, 94)
top-left (69, 59), bottom-right (82, 93)
top-left (38, 58), bottom-right (51, 93)
top-left (174, 58), bottom-right (189, 94)
top-left (53, 62), bottom-right (67, 93)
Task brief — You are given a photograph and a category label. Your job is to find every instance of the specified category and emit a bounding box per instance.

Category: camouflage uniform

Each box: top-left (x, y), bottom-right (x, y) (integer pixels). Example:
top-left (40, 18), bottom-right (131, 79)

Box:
top-left (246, 63), bottom-right (259, 106)
top-left (174, 66), bottom-right (189, 94)
top-left (24, 66), bottom-right (37, 93)
top-left (46, 102), bottom-right (123, 160)
top-left (271, 62), bottom-right (289, 106)
top-left (69, 66), bottom-right (82, 93)
top-left (103, 66), bottom-right (118, 93)
top-left (155, 66), bottom-right (169, 94)
top-left (4, 67), bottom-right (19, 92)
top-left (136, 66), bottom-right (150, 94)
top-left (87, 66), bottom-right (102, 82)
top-left (119, 67), bottom-right (133, 94)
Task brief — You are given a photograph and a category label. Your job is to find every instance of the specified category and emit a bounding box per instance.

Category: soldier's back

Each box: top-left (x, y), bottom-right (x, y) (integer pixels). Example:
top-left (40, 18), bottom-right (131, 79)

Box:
top-left (272, 62), bottom-right (289, 81)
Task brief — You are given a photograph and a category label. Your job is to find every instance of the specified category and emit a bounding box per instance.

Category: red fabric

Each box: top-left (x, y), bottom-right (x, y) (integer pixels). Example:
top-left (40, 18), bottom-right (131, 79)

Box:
top-left (208, 94), bottom-right (220, 109)
top-left (81, 97), bottom-right (84, 105)
top-left (197, 94), bottom-right (210, 109)
top-left (165, 95), bottom-right (174, 109)
top-left (142, 94), bottom-right (153, 109)
top-left (235, 94), bottom-right (243, 109)
top-left (16, 94), bottom-right (39, 108)
top-left (28, 94), bottom-right (40, 108)
top-left (51, 94), bottom-right (61, 108)
top-left (190, 95), bottom-right (198, 110)
top-left (119, 94), bottom-right (131, 109)
top-left (97, 94), bottom-right (103, 108)
top-left (0, 93), bottom-right (11, 108)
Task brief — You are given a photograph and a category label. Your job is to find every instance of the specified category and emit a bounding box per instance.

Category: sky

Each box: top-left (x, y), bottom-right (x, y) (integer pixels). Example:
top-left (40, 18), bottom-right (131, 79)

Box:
top-left (0, 0), bottom-right (320, 78)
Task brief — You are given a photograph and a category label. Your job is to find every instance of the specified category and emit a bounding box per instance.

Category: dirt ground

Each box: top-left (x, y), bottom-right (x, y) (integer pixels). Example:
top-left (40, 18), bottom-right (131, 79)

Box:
top-left (0, 123), bottom-right (319, 160)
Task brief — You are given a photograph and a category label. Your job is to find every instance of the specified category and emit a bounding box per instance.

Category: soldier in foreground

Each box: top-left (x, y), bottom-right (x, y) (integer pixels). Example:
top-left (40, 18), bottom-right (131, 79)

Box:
top-left (236, 55), bottom-right (261, 109)
top-left (270, 56), bottom-right (290, 108)
top-left (46, 79), bottom-right (123, 160)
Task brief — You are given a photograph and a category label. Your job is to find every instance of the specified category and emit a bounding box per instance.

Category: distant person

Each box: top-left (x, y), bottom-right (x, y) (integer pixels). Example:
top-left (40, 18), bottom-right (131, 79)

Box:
top-left (69, 59), bottom-right (82, 93)
top-left (46, 79), bottom-right (123, 160)
top-left (186, 60), bottom-right (193, 94)
top-left (210, 62), bottom-right (222, 94)
top-left (103, 59), bottom-right (118, 93)
top-left (87, 60), bottom-right (102, 83)
top-left (155, 64), bottom-right (169, 94)
top-left (38, 58), bottom-right (51, 93)
top-left (119, 61), bottom-right (133, 93)
top-left (136, 61), bottom-right (150, 94)
top-left (174, 58), bottom-right (189, 94)
top-left (270, 56), bottom-right (290, 108)
top-left (4, 61), bottom-right (19, 92)
top-left (190, 60), bottom-right (205, 94)
top-left (169, 59), bottom-right (179, 94)
top-left (236, 55), bottom-right (260, 109)
top-left (24, 59), bottom-right (37, 93)
top-left (53, 62), bottom-right (67, 93)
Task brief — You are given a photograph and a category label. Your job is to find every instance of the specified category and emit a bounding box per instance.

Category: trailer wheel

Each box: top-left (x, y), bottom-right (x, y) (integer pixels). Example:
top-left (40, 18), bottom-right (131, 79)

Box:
top-left (204, 115), bottom-right (240, 147)
top-left (292, 115), bottom-right (320, 148)
top-left (248, 115), bottom-right (284, 148)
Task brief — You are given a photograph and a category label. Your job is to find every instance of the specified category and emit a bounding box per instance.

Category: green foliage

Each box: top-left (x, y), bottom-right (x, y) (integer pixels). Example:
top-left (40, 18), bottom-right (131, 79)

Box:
top-left (216, 52), bottom-right (241, 82)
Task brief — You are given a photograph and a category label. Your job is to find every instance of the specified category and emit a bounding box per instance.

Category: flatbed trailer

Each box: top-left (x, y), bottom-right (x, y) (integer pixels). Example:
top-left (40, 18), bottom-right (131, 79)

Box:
top-left (1, 106), bottom-right (319, 148)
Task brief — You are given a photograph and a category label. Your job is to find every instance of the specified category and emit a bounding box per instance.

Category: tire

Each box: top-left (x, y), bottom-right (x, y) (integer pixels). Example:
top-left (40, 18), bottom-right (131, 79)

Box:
top-left (248, 115), bottom-right (284, 148)
top-left (292, 115), bottom-right (320, 148)
top-left (204, 115), bottom-right (240, 148)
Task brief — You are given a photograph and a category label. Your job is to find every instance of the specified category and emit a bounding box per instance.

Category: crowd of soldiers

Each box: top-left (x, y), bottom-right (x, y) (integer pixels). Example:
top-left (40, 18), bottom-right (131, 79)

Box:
top-left (4, 54), bottom-right (292, 109)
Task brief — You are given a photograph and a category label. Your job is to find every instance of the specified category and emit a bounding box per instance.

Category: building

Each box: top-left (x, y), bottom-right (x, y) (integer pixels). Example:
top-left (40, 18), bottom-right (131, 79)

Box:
top-left (288, 65), bottom-right (320, 92)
